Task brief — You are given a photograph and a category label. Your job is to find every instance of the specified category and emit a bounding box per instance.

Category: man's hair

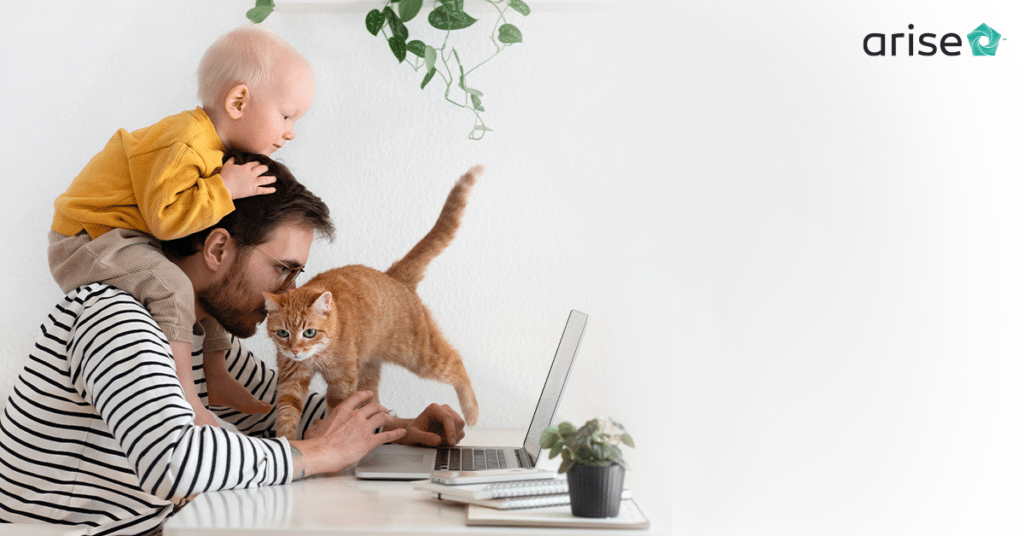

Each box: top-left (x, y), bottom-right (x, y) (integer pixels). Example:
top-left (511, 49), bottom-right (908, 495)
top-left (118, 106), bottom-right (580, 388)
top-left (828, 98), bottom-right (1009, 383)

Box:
top-left (163, 150), bottom-right (334, 258)
top-left (196, 25), bottom-right (302, 108)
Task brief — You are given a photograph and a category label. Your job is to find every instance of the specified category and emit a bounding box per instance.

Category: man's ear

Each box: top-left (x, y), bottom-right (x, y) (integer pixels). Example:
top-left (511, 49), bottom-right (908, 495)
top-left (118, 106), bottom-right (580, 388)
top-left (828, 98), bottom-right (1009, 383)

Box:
top-left (202, 228), bottom-right (233, 272)
top-left (224, 84), bottom-right (250, 120)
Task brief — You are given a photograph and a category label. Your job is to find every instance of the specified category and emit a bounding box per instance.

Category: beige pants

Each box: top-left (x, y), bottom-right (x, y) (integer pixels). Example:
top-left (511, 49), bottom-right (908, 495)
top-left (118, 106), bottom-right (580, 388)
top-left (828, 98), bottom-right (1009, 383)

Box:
top-left (47, 228), bottom-right (230, 351)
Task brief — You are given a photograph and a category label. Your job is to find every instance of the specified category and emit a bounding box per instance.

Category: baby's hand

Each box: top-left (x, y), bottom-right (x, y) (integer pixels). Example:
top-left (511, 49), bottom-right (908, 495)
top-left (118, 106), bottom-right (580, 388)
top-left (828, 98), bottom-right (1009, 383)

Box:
top-left (221, 157), bottom-right (277, 199)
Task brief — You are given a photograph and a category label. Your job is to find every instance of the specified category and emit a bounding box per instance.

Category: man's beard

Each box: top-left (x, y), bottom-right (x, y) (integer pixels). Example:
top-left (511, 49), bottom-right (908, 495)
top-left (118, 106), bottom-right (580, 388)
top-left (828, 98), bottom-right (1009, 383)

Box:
top-left (196, 254), bottom-right (268, 338)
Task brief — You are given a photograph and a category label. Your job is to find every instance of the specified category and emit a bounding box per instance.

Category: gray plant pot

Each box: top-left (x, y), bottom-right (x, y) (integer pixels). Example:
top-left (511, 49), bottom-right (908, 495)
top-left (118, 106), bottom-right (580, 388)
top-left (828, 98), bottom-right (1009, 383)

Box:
top-left (566, 463), bottom-right (625, 518)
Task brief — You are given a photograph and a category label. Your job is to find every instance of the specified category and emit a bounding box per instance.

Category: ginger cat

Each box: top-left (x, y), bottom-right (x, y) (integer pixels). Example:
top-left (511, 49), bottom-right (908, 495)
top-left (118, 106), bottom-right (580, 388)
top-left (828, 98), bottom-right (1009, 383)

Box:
top-left (264, 166), bottom-right (482, 439)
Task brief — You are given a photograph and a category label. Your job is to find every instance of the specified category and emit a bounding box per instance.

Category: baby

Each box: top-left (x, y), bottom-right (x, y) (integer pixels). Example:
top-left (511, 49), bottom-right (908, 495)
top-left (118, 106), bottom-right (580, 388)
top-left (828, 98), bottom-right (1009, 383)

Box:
top-left (48, 25), bottom-right (316, 427)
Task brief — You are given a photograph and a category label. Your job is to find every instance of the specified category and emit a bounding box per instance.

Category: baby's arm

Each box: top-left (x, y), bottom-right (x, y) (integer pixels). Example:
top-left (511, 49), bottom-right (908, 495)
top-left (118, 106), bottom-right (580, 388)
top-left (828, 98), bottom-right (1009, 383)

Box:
top-left (220, 157), bottom-right (277, 200)
top-left (137, 145), bottom-right (274, 240)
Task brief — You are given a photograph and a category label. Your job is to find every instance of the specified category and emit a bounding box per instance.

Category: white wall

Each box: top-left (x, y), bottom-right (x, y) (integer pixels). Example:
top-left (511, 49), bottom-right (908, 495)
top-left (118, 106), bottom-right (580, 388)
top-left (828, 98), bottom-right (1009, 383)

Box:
top-left (675, 1), bottom-right (1024, 535)
top-left (5, 1), bottom-right (1024, 535)
top-left (0, 0), bottom-right (675, 533)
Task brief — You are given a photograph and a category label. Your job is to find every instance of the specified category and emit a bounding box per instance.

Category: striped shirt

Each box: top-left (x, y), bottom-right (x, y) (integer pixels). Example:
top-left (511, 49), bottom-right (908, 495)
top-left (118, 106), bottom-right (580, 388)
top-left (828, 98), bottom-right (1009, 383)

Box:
top-left (0, 284), bottom-right (328, 535)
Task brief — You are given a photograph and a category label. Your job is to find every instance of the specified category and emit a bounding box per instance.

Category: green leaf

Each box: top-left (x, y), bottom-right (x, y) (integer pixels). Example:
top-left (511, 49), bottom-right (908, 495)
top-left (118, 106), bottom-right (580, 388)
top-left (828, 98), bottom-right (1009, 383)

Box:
top-left (424, 45), bottom-right (437, 71)
top-left (384, 7), bottom-right (409, 40)
top-left (497, 23), bottom-right (523, 44)
top-left (471, 94), bottom-right (484, 111)
top-left (579, 419), bottom-right (600, 437)
top-left (558, 457), bottom-right (575, 474)
top-left (420, 67), bottom-right (437, 89)
top-left (366, 9), bottom-right (386, 35)
top-left (548, 446), bottom-right (562, 459)
top-left (398, 0), bottom-right (424, 22)
top-left (246, 2), bottom-right (275, 24)
top-left (557, 421), bottom-right (578, 437)
top-left (407, 40), bottom-right (427, 58)
top-left (508, 0), bottom-right (531, 16)
top-left (388, 36), bottom-right (407, 62)
top-left (459, 76), bottom-right (484, 99)
top-left (428, 6), bottom-right (478, 30)
top-left (540, 427), bottom-right (559, 448)
top-left (440, 0), bottom-right (465, 14)
top-left (621, 433), bottom-right (635, 449)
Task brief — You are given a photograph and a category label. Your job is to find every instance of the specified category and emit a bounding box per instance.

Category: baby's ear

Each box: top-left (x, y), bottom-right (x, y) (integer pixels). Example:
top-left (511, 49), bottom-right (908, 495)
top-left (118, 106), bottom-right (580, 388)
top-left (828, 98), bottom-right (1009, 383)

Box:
top-left (263, 292), bottom-right (281, 313)
top-left (225, 84), bottom-right (250, 120)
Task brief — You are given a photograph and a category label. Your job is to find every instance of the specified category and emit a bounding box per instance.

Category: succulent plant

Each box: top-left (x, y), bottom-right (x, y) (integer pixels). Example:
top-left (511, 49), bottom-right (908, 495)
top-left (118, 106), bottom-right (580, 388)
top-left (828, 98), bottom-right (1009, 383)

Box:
top-left (540, 417), bottom-right (635, 474)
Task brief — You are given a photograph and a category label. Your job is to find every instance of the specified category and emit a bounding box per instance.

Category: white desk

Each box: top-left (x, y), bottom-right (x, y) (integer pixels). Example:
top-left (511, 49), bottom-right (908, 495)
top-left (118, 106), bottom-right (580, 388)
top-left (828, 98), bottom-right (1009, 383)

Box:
top-left (164, 430), bottom-right (661, 535)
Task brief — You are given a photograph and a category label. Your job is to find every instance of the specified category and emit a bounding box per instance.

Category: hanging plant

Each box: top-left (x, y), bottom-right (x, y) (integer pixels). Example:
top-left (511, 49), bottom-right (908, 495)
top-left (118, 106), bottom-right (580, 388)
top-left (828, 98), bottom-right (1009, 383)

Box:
top-left (247, 0), bottom-right (530, 140)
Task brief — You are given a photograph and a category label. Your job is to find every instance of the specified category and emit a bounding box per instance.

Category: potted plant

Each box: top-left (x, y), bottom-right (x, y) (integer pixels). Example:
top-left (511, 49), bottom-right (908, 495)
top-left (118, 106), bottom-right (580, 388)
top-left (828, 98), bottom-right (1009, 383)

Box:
top-left (540, 417), bottom-right (635, 518)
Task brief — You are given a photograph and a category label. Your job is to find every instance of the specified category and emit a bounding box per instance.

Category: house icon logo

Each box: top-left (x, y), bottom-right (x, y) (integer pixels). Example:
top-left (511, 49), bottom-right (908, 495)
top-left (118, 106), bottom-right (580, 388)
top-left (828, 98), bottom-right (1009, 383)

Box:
top-left (967, 23), bottom-right (1001, 56)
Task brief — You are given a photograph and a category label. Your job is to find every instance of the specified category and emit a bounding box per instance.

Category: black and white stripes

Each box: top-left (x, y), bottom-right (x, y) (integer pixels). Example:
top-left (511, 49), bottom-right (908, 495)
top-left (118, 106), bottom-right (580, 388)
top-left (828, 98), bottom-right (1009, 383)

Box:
top-left (1, 284), bottom-right (326, 535)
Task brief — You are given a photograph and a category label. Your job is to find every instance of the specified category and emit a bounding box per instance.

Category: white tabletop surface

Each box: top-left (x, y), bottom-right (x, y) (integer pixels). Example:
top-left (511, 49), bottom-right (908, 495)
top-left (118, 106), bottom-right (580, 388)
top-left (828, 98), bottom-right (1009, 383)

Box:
top-left (164, 430), bottom-right (661, 535)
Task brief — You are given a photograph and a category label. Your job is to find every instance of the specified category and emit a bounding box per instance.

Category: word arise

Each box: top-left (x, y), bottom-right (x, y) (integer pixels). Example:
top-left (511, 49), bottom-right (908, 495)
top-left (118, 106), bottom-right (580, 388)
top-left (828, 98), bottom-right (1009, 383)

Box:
top-left (863, 25), bottom-right (962, 56)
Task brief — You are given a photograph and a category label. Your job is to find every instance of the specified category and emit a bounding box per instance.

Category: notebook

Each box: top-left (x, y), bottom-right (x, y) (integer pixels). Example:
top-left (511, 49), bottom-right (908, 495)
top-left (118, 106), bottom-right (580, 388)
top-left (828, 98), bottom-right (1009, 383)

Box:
top-left (435, 488), bottom-right (633, 510)
top-left (466, 498), bottom-right (649, 529)
top-left (416, 477), bottom-right (570, 500)
top-left (415, 478), bottom-right (634, 510)
top-left (355, 309), bottom-right (588, 480)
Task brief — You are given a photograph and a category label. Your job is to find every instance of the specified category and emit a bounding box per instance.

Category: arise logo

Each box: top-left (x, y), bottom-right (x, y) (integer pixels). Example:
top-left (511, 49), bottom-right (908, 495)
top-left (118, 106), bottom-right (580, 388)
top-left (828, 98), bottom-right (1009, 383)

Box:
top-left (967, 23), bottom-right (1002, 56)
top-left (863, 23), bottom-right (1004, 57)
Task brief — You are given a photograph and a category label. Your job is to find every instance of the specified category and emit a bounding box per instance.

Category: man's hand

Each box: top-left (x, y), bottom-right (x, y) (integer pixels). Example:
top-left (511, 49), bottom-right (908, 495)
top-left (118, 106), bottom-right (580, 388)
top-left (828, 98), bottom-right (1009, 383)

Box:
top-left (288, 391), bottom-right (405, 480)
top-left (390, 403), bottom-right (466, 447)
top-left (220, 157), bottom-right (276, 199)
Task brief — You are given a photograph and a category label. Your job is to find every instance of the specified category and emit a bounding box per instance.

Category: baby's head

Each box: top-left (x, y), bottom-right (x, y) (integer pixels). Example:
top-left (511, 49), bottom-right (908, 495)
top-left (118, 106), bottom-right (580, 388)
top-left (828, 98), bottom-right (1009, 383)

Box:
top-left (198, 25), bottom-right (315, 156)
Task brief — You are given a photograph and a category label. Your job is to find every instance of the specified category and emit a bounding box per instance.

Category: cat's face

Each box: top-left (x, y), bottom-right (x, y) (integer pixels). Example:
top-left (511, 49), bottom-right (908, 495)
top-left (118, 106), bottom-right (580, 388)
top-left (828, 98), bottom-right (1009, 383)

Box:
top-left (263, 289), bottom-right (333, 362)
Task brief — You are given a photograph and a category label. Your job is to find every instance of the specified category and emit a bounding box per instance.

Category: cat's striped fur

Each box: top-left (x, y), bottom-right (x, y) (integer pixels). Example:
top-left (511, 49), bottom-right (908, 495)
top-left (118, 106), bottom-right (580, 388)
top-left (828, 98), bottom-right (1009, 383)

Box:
top-left (264, 166), bottom-right (482, 439)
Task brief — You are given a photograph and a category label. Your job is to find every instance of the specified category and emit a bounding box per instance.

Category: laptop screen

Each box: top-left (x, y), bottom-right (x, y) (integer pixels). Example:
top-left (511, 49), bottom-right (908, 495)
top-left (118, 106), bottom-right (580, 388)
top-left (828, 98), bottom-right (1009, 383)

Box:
top-left (521, 310), bottom-right (588, 465)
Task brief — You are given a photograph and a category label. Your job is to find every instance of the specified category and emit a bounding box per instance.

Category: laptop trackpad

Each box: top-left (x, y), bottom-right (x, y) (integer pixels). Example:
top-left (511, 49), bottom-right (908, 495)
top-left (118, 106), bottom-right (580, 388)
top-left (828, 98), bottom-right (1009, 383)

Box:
top-left (355, 444), bottom-right (434, 480)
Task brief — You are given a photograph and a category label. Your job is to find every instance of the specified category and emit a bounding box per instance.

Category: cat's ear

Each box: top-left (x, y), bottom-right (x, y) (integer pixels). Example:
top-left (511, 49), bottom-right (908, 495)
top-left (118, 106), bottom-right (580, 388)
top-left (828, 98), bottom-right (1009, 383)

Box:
top-left (263, 292), bottom-right (282, 313)
top-left (311, 291), bottom-right (333, 316)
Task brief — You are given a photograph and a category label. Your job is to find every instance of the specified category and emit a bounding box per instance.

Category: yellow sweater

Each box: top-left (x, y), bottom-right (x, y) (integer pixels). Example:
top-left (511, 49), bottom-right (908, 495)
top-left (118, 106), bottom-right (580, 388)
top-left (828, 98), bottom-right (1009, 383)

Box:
top-left (52, 108), bottom-right (235, 241)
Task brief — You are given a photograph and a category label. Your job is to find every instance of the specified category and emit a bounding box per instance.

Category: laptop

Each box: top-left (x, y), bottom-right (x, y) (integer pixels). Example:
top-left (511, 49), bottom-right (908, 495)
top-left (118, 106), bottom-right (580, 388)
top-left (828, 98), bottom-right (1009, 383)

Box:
top-left (354, 309), bottom-right (588, 480)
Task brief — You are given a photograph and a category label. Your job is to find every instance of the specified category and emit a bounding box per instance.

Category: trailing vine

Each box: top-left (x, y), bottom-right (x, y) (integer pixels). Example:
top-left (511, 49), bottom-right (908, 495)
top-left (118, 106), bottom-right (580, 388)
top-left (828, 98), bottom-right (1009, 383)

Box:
top-left (247, 0), bottom-right (530, 140)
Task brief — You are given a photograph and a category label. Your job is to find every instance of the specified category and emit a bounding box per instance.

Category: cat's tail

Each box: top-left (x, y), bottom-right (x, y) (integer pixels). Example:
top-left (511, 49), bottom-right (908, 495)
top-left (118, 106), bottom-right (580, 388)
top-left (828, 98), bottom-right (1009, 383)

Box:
top-left (386, 165), bottom-right (483, 290)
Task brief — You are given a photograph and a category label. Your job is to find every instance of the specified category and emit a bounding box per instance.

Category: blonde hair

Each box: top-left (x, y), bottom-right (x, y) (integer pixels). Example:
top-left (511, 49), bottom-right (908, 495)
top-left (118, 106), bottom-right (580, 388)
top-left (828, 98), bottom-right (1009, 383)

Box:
top-left (197, 25), bottom-right (300, 108)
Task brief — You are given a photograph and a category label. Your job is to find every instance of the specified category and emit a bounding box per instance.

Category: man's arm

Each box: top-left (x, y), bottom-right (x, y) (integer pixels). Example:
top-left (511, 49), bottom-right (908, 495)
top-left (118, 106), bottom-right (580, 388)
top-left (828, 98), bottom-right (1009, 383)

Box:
top-left (385, 403), bottom-right (466, 448)
top-left (284, 395), bottom-right (468, 480)
top-left (133, 142), bottom-right (236, 241)
top-left (213, 339), bottom-right (467, 448)
top-left (67, 287), bottom-right (291, 502)
top-left (286, 392), bottom-right (404, 479)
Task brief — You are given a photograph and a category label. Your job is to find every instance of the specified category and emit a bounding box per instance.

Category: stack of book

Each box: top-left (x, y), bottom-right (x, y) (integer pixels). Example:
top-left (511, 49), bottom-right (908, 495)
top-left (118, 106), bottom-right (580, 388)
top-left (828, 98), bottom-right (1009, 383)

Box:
top-left (415, 471), bottom-right (632, 510)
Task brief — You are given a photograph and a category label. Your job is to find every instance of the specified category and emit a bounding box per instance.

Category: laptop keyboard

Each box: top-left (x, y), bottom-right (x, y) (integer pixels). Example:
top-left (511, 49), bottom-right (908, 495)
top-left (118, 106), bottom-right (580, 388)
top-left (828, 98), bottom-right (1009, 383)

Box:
top-left (434, 448), bottom-right (508, 471)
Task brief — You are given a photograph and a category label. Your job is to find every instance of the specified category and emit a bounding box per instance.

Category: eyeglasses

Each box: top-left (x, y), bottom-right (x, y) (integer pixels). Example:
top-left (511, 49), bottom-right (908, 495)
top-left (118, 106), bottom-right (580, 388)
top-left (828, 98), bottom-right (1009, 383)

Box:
top-left (253, 245), bottom-right (305, 290)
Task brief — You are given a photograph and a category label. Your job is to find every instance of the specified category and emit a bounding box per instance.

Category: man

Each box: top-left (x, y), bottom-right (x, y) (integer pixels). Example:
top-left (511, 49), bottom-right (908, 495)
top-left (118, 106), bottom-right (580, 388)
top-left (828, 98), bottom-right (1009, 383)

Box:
top-left (0, 152), bottom-right (465, 536)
